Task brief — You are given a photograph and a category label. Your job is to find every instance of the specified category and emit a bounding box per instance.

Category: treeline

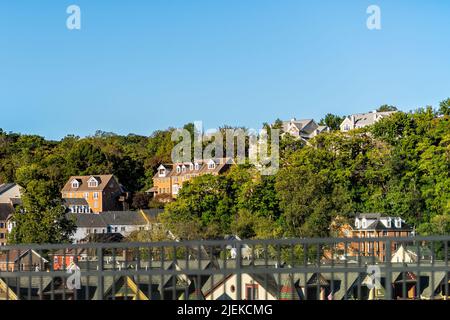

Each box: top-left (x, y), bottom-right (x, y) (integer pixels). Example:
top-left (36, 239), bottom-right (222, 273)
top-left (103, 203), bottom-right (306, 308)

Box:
top-left (0, 128), bottom-right (177, 243)
top-left (161, 101), bottom-right (450, 239)
top-left (2, 100), bottom-right (450, 243)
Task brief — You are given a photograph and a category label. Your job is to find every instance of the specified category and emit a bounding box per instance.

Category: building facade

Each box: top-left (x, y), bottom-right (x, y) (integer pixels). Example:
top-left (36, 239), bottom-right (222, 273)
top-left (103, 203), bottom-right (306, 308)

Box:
top-left (151, 158), bottom-right (235, 199)
top-left (61, 175), bottom-right (124, 214)
top-left (0, 183), bottom-right (22, 246)
top-left (332, 213), bottom-right (413, 262)
top-left (340, 111), bottom-right (396, 132)
top-left (281, 118), bottom-right (328, 140)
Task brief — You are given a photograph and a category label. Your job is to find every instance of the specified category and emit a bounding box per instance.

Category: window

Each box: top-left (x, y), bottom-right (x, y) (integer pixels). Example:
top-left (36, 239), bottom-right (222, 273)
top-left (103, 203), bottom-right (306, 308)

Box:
top-left (0, 223), bottom-right (4, 228)
top-left (355, 219), bottom-right (360, 229)
top-left (114, 227), bottom-right (118, 232)
top-left (94, 201), bottom-right (98, 208)
top-left (362, 219), bottom-right (367, 229)
top-left (121, 227), bottom-right (125, 231)
top-left (93, 192), bottom-right (99, 199)
top-left (84, 192), bottom-right (89, 199)
top-left (88, 177), bottom-right (98, 188)
top-left (159, 168), bottom-right (165, 176)
top-left (245, 284), bottom-right (258, 300)
top-left (194, 163), bottom-right (200, 170)
top-left (176, 166), bottom-right (181, 173)
top-left (189, 163), bottom-right (194, 170)
top-left (182, 165), bottom-right (186, 172)
top-left (208, 161), bottom-right (216, 169)
top-left (71, 180), bottom-right (79, 188)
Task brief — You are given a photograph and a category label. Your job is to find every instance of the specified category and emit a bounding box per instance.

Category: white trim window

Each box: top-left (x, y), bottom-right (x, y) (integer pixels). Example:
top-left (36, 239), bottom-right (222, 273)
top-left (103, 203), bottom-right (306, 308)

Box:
top-left (93, 192), bottom-right (99, 200)
top-left (194, 162), bottom-right (200, 170)
top-left (181, 165), bottom-right (186, 173)
top-left (71, 179), bottom-right (80, 189)
top-left (386, 218), bottom-right (392, 228)
top-left (158, 165), bottom-right (166, 177)
top-left (88, 177), bottom-right (99, 188)
top-left (207, 160), bottom-right (216, 169)
top-left (189, 163), bottom-right (194, 171)
top-left (176, 166), bottom-right (181, 173)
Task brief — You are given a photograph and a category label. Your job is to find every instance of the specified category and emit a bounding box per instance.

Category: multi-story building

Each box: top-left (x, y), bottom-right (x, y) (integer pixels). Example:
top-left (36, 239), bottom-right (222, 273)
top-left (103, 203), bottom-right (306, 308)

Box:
top-left (151, 158), bottom-right (235, 199)
top-left (340, 111), bottom-right (396, 132)
top-left (331, 213), bottom-right (414, 262)
top-left (0, 183), bottom-right (22, 246)
top-left (61, 175), bottom-right (124, 214)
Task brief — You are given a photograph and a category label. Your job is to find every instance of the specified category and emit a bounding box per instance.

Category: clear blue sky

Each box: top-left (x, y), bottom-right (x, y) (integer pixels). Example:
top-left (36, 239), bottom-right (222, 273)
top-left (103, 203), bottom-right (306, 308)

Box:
top-left (1, 0), bottom-right (449, 140)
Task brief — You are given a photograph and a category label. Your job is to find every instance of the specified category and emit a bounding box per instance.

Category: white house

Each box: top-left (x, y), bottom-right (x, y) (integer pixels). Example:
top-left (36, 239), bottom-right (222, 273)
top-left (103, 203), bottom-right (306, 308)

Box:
top-left (280, 118), bottom-right (329, 140)
top-left (340, 111), bottom-right (396, 132)
top-left (67, 209), bottom-right (163, 243)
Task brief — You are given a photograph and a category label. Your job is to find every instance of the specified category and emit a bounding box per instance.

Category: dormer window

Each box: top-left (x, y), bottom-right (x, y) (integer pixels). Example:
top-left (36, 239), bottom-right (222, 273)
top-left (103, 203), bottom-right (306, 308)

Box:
top-left (176, 166), bottom-right (181, 173)
top-left (361, 218), bottom-right (367, 229)
top-left (394, 218), bottom-right (402, 228)
top-left (88, 177), bottom-right (99, 188)
top-left (355, 219), bottom-right (360, 229)
top-left (189, 163), bottom-right (194, 171)
top-left (207, 160), bottom-right (216, 170)
top-left (157, 165), bottom-right (166, 177)
top-left (386, 218), bottom-right (392, 228)
top-left (181, 165), bottom-right (186, 173)
top-left (71, 179), bottom-right (80, 189)
top-left (194, 162), bottom-right (200, 170)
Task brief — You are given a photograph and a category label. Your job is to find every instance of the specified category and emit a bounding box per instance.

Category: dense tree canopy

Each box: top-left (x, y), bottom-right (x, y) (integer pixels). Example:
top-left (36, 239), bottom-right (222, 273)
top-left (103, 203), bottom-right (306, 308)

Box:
top-left (2, 101), bottom-right (450, 243)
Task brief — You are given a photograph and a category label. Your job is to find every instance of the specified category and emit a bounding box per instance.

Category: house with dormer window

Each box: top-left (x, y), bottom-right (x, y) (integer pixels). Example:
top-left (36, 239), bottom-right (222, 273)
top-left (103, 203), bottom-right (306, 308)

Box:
top-left (61, 175), bottom-right (124, 214)
top-left (329, 213), bottom-right (414, 262)
top-left (151, 158), bottom-right (235, 199)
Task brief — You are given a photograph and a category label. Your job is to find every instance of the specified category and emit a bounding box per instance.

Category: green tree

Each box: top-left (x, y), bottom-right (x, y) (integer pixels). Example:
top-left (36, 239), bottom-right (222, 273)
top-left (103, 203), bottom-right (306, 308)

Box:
top-left (377, 104), bottom-right (398, 112)
top-left (319, 113), bottom-right (345, 131)
top-left (438, 98), bottom-right (450, 116)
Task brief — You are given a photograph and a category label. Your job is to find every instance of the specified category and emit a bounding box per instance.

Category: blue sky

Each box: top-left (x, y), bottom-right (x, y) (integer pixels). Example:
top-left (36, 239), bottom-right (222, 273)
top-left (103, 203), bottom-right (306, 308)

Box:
top-left (1, 0), bottom-right (450, 140)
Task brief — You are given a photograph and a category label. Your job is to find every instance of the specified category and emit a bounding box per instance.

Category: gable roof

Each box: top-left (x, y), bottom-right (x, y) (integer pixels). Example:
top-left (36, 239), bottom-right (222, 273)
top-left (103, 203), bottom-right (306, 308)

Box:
top-left (67, 210), bottom-right (153, 229)
top-left (0, 203), bottom-right (14, 220)
top-left (156, 158), bottom-right (235, 179)
top-left (101, 211), bottom-right (148, 226)
top-left (0, 183), bottom-right (16, 195)
top-left (61, 175), bottom-right (118, 192)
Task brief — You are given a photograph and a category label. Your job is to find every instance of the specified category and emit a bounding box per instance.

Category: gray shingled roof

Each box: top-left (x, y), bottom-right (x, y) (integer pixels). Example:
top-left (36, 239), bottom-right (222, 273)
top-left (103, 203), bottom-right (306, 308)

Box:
top-left (67, 211), bottom-right (152, 229)
top-left (0, 203), bottom-right (14, 220)
top-left (0, 183), bottom-right (16, 195)
top-left (101, 211), bottom-right (147, 225)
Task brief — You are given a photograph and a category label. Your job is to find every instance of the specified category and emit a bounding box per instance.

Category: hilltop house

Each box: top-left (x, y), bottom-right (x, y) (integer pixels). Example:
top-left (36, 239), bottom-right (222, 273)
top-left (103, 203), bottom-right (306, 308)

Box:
top-left (151, 158), bottom-right (235, 199)
top-left (280, 118), bottom-right (328, 140)
top-left (340, 111), bottom-right (396, 132)
top-left (0, 183), bottom-right (22, 246)
top-left (61, 175), bottom-right (126, 214)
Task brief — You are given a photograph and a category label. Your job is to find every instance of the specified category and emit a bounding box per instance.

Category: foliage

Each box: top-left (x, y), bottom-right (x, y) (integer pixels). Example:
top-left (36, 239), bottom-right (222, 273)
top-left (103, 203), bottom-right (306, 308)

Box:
top-left (319, 113), bottom-right (345, 131)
